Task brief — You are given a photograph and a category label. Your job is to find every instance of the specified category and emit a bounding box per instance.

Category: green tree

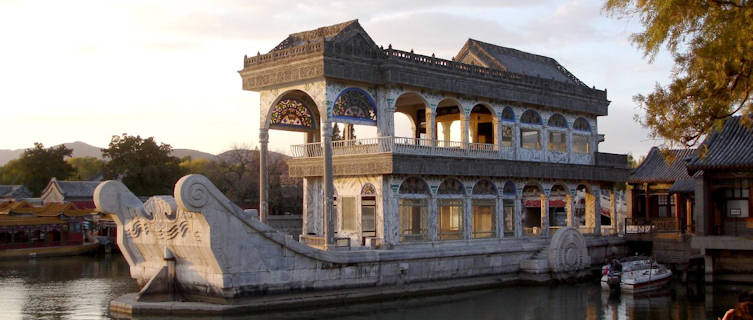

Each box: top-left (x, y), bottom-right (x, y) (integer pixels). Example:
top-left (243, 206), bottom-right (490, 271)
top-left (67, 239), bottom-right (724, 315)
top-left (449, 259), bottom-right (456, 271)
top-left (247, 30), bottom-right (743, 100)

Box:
top-left (102, 134), bottom-right (185, 196)
top-left (604, 0), bottom-right (753, 147)
top-left (0, 143), bottom-right (75, 195)
top-left (66, 157), bottom-right (105, 180)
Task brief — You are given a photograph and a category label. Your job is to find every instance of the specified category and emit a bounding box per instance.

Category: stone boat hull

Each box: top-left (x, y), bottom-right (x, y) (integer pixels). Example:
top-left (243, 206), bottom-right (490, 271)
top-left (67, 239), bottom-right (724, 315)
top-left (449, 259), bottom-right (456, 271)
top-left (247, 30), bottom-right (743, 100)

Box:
top-left (95, 174), bottom-right (622, 314)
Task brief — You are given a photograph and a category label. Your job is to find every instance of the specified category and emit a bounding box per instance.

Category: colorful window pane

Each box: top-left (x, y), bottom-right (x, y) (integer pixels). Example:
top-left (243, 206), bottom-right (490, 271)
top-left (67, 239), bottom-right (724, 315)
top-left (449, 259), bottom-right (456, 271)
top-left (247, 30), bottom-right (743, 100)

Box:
top-left (472, 180), bottom-right (497, 195)
top-left (573, 118), bottom-right (590, 132)
top-left (501, 107), bottom-right (515, 122)
top-left (333, 88), bottom-right (376, 122)
top-left (547, 114), bottom-right (567, 128)
top-left (270, 98), bottom-right (315, 130)
top-left (521, 110), bottom-right (542, 125)
top-left (399, 177), bottom-right (429, 195)
top-left (438, 179), bottom-right (464, 195)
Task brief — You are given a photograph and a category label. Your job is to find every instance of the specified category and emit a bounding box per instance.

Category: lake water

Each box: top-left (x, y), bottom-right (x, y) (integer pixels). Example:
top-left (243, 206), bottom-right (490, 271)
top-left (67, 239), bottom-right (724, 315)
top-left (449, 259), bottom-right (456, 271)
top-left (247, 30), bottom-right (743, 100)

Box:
top-left (0, 254), bottom-right (749, 319)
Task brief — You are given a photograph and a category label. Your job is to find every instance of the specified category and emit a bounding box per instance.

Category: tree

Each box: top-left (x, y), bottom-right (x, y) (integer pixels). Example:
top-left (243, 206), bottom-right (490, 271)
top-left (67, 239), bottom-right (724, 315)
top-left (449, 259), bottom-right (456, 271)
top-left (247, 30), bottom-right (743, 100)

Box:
top-left (604, 1), bottom-right (753, 148)
top-left (67, 157), bottom-right (105, 180)
top-left (0, 143), bottom-right (75, 195)
top-left (102, 134), bottom-right (185, 196)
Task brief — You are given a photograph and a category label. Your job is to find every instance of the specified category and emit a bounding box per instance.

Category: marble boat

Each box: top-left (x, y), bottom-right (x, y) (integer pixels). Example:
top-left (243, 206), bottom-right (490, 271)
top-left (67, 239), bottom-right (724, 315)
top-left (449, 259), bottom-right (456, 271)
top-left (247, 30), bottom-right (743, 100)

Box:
top-left (96, 175), bottom-right (622, 315)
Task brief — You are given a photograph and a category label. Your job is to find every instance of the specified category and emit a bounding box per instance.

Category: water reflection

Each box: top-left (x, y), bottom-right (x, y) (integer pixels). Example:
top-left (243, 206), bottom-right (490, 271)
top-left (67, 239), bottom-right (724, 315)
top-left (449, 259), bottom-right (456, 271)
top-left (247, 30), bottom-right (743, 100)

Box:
top-left (0, 254), bottom-right (138, 320)
top-left (0, 255), bottom-right (751, 320)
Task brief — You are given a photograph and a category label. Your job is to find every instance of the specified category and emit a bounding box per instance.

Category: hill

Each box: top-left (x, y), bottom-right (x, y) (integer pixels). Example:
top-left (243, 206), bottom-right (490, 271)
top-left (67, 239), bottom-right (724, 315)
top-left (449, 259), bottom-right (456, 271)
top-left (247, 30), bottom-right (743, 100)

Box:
top-left (0, 141), bottom-right (219, 165)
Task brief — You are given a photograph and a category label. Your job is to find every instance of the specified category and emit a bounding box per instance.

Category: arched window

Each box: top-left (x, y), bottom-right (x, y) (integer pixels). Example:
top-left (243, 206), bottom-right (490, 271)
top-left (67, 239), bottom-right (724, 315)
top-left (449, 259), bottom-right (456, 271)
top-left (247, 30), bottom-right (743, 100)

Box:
top-left (438, 178), bottom-right (464, 195)
top-left (548, 114), bottom-right (568, 152)
top-left (501, 107), bottom-right (515, 122)
top-left (270, 98), bottom-right (316, 131)
top-left (502, 181), bottom-right (516, 236)
top-left (547, 114), bottom-right (567, 128)
top-left (472, 180), bottom-right (496, 238)
top-left (573, 118), bottom-right (591, 132)
top-left (398, 177), bottom-right (428, 241)
top-left (522, 184), bottom-right (543, 236)
top-left (503, 181), bottom-right (516, 196)
top-left (549, 185), bottom-right (568, 227)
top-left (573, 118), bottom-right (591, 154)
top-left (361, 183), bottom-right (377, 240)
top-left (520, 110), bottom-right (542, 125)
top-left (438, 179), bottom-right (464, 240)
top-left (333, 88), bottom-right (377, 124)
top-left (399, 177), bottom-right (429, 195)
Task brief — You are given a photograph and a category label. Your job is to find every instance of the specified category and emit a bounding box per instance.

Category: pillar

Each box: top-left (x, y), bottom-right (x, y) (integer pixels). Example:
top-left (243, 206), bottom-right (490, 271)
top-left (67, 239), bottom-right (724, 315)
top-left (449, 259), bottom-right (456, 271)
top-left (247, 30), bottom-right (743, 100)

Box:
top-left (259, 128), bottom-right (269, 223)
top-left (566, 193), bottom-right (574, 227)
top-left (609, 188), bottom-right (616, 234)
top-left (644, 183), bottom-right (650, 221)
top-left (464, 195), bottom-right (472, 240)
top-left (514, 192), bottom-right (523, 238)
top-left (514, 122), bottom-right (520, 160)
top-left (686, 198), bottom-right (693, 233)
top-left (594, 189), bottom-right (602, 235)
top-left (462, 115), bottom-right (469, 147)
top-left (376, 89), bottom-right (393, 138)
top-left (441, 121), bottom-right (452, 143)
top-left (674, 193), bottom-right (681, 232)
top-left (497, 195), bottom-right (504, 239)
top-left (432, 195), bottom-right (441, 241)
top-left (322, 120), bottom-right (335, 247)
top-left (540, 192), bottom-right (549, 237)
top-left (425, 108), bottom-right (435, 145)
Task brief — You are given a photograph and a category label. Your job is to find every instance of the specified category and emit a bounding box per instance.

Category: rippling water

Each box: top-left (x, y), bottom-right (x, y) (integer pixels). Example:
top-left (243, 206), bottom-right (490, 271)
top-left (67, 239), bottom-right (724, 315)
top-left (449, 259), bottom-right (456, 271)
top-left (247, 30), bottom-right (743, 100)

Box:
top-left (0, 254), bottom-right (749, 319)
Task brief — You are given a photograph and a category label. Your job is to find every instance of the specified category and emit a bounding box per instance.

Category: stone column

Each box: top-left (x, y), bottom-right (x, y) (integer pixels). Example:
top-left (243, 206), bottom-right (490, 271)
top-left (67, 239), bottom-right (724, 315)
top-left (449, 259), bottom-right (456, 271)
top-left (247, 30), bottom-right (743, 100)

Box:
top-left (426, 108), bottom-right (436, 145)
top-left (495, 116), bottom-right (503, 155)
top-left (429, 195), bottom-right (438, 241)
top-left (464, 195), bottom-right (472, 240)
top-left (441, 121), bottom-right (452, 144)
top-left (542, 126), bottom-right (549, 157)
top-left (610, 187), bottom-right (617, 235)
top-left (377, 89), bottom-right (393, 138)
top-left (514, 123), bottom-right (520, 160)
top-left (540, 192), bottom-right (549, 237)
top-left (259, 129), bottom-right (269, 224)
top-left (322, 120), bottom-right (335, 247)
top-left (497, 195), bottom-right (504, 239)
top-left (462, 115), bottom-right (470, 147)
top-left (566, 193), bottom-right (574, 227)
top-left (594, 188), bottom-right (602, 235)
top-left (515, 191), bottom-right (523, 238)
top-left (567, 125), bottom-right (573, 163)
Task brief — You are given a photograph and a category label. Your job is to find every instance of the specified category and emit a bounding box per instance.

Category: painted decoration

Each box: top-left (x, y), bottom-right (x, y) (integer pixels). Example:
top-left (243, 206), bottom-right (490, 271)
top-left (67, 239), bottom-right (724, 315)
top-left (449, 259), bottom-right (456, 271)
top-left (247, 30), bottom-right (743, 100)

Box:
top-left (270, 98), bottom-right (315, 130)
top-left (333, 88), bottom-right (377, 124)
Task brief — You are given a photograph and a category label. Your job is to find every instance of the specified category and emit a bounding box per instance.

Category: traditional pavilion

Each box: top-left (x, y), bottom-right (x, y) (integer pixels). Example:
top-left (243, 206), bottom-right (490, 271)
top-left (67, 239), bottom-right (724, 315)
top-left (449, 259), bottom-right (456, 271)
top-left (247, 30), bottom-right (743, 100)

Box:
top-left (239, 20), bottom-right (629, 248)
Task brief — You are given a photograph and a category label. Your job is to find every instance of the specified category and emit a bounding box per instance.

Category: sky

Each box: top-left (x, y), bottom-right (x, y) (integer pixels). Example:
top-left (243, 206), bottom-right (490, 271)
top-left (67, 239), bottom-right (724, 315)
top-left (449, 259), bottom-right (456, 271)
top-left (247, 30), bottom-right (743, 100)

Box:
top-left (0, 0), bottom-right (675, 157)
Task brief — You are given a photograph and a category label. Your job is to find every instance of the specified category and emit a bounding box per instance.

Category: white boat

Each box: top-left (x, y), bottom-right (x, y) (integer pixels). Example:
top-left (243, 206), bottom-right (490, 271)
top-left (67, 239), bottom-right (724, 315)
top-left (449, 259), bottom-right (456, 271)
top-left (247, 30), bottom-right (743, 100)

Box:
top-left (600, 257), bottom-right (672, 293)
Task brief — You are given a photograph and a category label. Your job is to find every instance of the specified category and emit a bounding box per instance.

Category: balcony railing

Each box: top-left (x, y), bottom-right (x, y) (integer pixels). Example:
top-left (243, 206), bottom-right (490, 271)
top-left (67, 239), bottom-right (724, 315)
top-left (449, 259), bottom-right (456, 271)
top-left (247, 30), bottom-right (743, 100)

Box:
top-left (291, 136), bottom-right (512, 160)
top-left (290, 136), bottom-right (599, 164)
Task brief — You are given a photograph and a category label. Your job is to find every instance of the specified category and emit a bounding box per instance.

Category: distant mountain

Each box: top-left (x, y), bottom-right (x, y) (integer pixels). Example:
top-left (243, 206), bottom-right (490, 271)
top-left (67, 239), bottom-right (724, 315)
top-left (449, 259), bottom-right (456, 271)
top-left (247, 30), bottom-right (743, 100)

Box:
top-left (0, 141), bottom-right (219, 165)
top-left (217, 149), bottom-right (289, 162)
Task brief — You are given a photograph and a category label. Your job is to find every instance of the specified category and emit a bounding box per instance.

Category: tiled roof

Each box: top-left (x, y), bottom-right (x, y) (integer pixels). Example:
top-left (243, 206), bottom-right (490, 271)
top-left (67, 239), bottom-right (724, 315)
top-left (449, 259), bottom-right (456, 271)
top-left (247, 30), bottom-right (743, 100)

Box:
top-left (687, 116), bottom-right (753, 171)
top-left (0, 185), bottom-right (32, 199)
top-left (44, 178), bottom-right (101, 198)
top-left (629, 147), bottom-right (696, 183)
top-left (459, 39), bottom-right (583, 85)
top-left (669, 178), bottom-right (695, 193)
top-left (271, 20), bottom-right (366, 52)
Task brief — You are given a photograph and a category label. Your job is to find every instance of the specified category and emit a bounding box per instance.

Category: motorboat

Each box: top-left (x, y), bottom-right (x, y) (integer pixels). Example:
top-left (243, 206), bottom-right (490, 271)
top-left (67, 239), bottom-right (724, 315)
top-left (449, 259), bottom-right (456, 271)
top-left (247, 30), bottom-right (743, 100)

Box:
top-left (600, 256), bottom-right (672, 293)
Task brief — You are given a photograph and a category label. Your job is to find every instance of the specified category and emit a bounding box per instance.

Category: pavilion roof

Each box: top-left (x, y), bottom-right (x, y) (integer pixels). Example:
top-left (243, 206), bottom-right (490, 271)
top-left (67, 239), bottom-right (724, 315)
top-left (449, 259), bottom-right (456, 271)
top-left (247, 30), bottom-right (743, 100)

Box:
top-left (629, 147), bottom-right (696, 184)
top-left (687, 116), bottom-right (753, 172)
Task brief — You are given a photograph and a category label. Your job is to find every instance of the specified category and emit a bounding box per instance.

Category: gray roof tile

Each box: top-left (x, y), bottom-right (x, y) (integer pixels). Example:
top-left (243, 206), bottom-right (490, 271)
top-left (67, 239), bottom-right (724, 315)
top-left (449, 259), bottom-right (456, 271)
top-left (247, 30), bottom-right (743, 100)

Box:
top-left (687, 116), bottom-right (753, 171)
top-left (629, 147), bottom-right (696, 183)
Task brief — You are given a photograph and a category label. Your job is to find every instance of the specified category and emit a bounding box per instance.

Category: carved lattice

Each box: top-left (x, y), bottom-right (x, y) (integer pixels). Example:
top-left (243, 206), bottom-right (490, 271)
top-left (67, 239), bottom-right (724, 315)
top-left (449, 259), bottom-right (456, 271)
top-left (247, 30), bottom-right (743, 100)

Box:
top-left (548, 114), bottom-right (567, 128)
top-left (333, 88), bottom-right (376, 123)
top-left (438, 179), bottom-right (464, 195)
top-left (573, 118), bottom-right (590, 132)
top-left (520, 110), bottom-right (542, 125)
top-left (361, 183), bottom-right (376, 195)
top-left (472, 180), bottom-right (497, 195)
top-left (399, 177), bottom-right (429, 195)
top-left (270, 98), bottom-right (315, 130)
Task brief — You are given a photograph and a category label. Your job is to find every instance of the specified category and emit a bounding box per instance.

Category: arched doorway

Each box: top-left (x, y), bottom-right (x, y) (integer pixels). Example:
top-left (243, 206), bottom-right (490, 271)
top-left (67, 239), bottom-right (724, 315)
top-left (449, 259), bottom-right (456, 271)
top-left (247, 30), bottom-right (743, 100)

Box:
top-left (549, 184), bottom-right (568, 229)
top-left (331, 87), bottom-right (378, 144)
top-left (502, 181), bottom-right (517, 236)
top-left (469, 104), bottom-right (496, 145)
top-left (394, 92), bottom-right (429, 141)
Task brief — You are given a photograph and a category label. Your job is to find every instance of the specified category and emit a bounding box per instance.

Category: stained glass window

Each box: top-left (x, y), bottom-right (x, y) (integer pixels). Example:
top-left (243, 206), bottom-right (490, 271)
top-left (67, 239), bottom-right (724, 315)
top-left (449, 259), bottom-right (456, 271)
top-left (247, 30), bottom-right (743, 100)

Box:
top-left (361, 183), bottom-right (376, 195)
top-left (503, 181), bottom-right (516, 196)
top-left (520, 110), bottom-right (542, 125)
top-left (270, 98), bottom-right (315, 130)
top-left (573, 118), bottom-right (590, 132)
top-left (333, 88), bottom-right (377, 123)
top-left (547, 114), bottom-right (567, 128)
